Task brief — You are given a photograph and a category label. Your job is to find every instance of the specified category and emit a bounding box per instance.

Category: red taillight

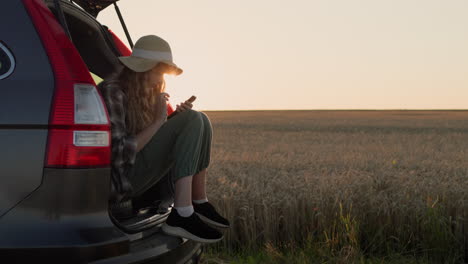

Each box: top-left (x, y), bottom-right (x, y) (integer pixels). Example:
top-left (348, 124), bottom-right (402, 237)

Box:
top-left (45, 129), bottom-right (111, 167)
top-left (23, 0), bottom-right (111, 168)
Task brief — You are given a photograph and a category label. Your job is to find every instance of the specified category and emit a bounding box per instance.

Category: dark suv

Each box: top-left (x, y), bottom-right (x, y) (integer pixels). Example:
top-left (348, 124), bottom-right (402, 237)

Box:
top-left (0, 0), bottom-right (201, 263)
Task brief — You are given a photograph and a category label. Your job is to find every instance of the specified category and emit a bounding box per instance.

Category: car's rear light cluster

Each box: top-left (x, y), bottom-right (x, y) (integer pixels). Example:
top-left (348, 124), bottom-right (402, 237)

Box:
top-left (23, 0), bottom-right (111, 168)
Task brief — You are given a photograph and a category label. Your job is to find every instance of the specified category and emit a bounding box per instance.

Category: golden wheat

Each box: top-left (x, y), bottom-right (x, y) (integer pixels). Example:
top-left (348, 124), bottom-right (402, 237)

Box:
top-left (204, 110), bottom-right (468, 260)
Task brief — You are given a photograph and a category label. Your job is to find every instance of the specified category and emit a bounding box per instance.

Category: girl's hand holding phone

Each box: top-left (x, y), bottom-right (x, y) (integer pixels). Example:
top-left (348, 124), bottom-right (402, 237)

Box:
top-left (176, 95), bottom-right (196, 112)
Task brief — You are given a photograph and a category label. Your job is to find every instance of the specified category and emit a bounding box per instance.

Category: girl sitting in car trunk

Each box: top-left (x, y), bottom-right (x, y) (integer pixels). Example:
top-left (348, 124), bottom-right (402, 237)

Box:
top-left (98, 35), bottom-right (229, 243)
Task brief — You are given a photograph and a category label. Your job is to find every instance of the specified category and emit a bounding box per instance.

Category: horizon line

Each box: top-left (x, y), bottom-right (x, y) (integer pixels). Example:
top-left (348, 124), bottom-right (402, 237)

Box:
top-left (202, 109), bottom-right (468, 111)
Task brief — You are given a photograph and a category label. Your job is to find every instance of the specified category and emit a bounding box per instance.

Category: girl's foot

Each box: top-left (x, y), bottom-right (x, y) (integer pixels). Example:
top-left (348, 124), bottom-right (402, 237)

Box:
top-left (193, 202), bottom-right (230, 228)
top-left (162, 209), bottom-right (223, 243)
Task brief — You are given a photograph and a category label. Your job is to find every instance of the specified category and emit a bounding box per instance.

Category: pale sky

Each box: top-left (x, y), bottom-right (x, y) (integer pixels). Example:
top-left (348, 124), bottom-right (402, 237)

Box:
top-left (98, 0), bottom-right (468, 110)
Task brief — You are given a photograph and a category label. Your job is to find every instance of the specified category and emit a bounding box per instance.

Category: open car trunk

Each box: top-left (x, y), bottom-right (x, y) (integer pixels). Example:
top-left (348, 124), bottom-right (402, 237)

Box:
top-left (72, 0), bottom-right (119, 17)
top-left (44, 0), bottom-right (175, 233)
top-left (47, 0), bottom-right (121, 79)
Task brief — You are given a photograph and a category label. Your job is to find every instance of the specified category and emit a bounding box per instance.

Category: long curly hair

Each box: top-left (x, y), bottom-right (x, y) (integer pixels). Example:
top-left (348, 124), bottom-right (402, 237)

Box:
top-left (112, 66), bottom-right (165, 135)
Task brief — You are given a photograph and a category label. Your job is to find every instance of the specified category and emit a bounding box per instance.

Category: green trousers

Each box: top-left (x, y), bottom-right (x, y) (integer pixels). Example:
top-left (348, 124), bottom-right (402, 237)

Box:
top-left (128, 109), bottom-right (212, 197)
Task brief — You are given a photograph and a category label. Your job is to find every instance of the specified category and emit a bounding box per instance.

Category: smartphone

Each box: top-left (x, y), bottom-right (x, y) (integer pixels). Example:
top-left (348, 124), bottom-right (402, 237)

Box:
top-left (187, 95), bottom-right (197, 103)
top-left (168, 95), bottom-right (197, 119)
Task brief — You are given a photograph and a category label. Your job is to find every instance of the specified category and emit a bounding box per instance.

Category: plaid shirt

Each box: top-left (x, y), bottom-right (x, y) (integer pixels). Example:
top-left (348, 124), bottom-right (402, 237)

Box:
top-left (98, 80), bottom-right (137, 202)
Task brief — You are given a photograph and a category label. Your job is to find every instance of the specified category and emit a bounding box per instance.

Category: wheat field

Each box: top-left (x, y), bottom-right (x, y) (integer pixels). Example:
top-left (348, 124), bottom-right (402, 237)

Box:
top-left (203, 110), bottom-right (468, 263)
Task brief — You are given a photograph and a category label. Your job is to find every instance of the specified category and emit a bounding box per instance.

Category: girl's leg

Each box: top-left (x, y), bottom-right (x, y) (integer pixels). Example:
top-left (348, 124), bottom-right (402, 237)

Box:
top-left (192, 112), bottom-right (212, 201)
top-left (130, 109), bottom-right (203, 197)
top-left (192, 169), bottom-right (207, 201)
top-left (132, 109), bottom-right (224, 242)
top-left (190, 112), bottom-right (230, 228)
top-left (174, 175), bottom-right (193, 207)
top-left (173, 175), bottom-right (195, 217)
top-left (161, 112), bottom-right (222, 242)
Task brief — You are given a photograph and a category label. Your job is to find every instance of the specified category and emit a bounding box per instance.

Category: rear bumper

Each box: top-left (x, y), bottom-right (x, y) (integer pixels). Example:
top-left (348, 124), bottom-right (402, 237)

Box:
top-left (0, 168), bottom-right (202, 263)
top-left (0, 238), bottom-right (202, 264)
top-left (0, 242), bottom-right (128, 263)
top-left (0, 168), bottom-right (128, 262)
top-left (92, 238), bottom-right (202, 264)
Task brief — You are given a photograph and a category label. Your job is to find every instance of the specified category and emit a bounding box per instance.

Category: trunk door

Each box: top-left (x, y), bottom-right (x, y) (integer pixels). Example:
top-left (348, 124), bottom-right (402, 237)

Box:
top-left (72, 0), bottom-right (120, 17)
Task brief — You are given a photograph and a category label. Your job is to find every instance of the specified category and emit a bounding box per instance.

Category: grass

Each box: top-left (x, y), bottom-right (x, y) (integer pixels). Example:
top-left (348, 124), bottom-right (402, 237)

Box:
top-left (201, 245), bottom-right (435, 264)
top-left (201, 110), bottom-right (468, 263)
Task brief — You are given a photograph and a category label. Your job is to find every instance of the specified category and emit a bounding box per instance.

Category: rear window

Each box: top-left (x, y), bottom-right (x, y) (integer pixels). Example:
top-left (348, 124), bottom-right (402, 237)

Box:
top-left (0, 42), bottom-right (15, 80)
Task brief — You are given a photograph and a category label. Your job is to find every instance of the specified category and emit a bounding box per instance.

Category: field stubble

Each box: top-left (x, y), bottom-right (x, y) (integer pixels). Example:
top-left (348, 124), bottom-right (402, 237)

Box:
top-left (204, 110), bottom-right (468, 262)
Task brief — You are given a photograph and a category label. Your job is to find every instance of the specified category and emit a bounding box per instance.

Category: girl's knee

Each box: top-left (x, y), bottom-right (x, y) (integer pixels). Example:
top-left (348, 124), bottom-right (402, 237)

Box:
top-left (198, 111), bottom-right (209, 122)
top-left (198, 111), bottom-right (212, 128)
top-left (179, 109), bottom-right (202, 122)
top-left (181, 108), bottom-right (198, 116)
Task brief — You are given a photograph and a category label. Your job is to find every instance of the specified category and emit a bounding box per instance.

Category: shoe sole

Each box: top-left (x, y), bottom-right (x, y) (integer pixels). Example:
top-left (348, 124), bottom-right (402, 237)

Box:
top-left (161, 223), bottom-right (223, 243)
top-left (196, 213), bottom-right (230, 229)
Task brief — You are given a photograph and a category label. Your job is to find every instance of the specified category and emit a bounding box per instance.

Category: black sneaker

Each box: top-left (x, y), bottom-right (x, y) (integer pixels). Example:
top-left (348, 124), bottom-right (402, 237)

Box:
top-left (161, 209), bottom-right (223, 243)
top-left (193, 202), bottom-right (230, 228)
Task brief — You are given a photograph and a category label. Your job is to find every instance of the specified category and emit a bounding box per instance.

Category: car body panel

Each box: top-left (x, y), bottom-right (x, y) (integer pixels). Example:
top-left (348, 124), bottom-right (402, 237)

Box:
top-left (0, 1), bottom-right (55, 217)
top-left (0, 168), bottom-right (129, 263)
top-left (0, 130), bottom-right (48, 217)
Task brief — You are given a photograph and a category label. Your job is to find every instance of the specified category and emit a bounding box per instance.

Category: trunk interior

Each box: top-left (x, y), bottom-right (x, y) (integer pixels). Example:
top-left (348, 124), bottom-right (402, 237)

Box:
top-left (48, 0), bottom-right (121, 80)
top-left (45, 0), bottom-right (174, 233)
